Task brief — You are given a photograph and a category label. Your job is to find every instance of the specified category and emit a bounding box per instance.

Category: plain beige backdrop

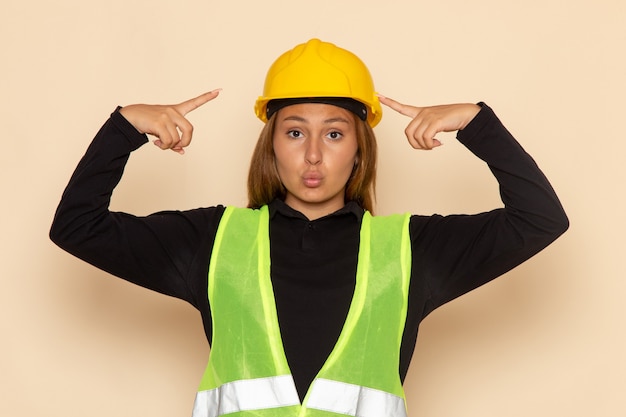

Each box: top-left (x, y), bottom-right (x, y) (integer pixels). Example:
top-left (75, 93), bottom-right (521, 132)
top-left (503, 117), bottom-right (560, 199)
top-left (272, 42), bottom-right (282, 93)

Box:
top-left (1, 0), bottom-right (624, 415)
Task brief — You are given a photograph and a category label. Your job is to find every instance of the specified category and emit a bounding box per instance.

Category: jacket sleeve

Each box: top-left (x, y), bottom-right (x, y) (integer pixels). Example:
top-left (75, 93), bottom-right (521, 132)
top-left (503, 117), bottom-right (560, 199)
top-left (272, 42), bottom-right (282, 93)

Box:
top-left (409, 103), bottom-right (569, 316)
top-left (49, 108), bottom-right (224, 309)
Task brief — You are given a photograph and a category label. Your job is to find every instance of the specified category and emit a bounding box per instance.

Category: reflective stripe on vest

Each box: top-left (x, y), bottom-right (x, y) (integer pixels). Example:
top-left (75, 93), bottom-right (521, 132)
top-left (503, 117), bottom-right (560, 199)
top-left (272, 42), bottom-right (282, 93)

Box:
top-left (193, 376), bottom-right (406, 417)
top-left (193, 375), bottom-right (299, 417)
top-left (193, 205), bottom-right (411, 417)
top-left (307, 378), bottom-right (407, 417)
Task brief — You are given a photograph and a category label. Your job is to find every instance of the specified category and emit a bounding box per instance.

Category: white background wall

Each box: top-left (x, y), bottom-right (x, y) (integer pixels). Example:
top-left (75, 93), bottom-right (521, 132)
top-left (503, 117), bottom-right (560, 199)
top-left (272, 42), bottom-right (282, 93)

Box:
top-left (1, 0), bottom-right (624, 415)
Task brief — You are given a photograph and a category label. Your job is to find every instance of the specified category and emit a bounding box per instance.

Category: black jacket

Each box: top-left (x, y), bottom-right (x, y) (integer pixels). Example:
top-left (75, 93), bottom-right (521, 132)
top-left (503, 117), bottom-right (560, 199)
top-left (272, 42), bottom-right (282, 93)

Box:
top-left (50, 103), bottom-right (569, 400)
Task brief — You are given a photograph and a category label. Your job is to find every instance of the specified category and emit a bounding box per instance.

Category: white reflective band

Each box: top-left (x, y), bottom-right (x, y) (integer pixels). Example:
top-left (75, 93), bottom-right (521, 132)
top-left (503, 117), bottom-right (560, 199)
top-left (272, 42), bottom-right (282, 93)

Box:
top-left (192, 375), bottom-right (300, 417)
top-left (306, 378), bottom-right (407, 417)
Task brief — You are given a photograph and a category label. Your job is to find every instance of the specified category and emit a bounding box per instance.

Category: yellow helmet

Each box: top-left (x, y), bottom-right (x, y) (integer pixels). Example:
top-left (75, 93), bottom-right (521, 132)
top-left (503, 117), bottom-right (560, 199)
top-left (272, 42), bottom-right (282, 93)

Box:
top-left (254, 38), bottom-right (382, 127)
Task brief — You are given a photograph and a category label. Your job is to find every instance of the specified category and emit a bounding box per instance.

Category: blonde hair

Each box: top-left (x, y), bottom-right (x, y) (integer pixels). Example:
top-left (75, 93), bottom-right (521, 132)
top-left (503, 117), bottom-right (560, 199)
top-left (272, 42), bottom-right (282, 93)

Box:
top-left (247, 111), bottom-right (378, 213)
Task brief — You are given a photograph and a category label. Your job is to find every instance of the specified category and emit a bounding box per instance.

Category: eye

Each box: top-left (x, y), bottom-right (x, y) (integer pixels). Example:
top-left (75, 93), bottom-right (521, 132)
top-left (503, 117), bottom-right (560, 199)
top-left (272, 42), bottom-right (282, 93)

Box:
top-left (287, 130), bottom-right (303, 139)
top-left (327, 131), bottom-right (343, 140)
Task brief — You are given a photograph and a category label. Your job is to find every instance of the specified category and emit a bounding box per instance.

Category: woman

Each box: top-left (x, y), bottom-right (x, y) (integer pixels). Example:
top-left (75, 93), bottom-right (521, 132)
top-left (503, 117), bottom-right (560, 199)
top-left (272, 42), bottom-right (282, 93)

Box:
top-left (50, 39), bottom-right (568, 416)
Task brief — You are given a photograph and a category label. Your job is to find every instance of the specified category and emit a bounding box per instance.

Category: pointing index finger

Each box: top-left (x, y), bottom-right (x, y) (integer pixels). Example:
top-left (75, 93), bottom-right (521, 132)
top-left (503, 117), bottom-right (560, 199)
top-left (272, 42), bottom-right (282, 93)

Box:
top-left (175, 89), bottom-right (222, 116)
top-left (378, 94), bottom-right (419, 119)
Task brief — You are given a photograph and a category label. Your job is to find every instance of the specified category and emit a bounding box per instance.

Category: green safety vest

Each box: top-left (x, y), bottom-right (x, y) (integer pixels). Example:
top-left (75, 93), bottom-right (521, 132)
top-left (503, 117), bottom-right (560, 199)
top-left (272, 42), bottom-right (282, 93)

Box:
top-left (193, 205), bottom-right (411, 417)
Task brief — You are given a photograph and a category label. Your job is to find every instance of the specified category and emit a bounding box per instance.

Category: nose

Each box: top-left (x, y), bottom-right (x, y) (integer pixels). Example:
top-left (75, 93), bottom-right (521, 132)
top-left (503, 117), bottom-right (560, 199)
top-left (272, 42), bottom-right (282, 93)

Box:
top-left (305, 137), bottom-right (322, 165)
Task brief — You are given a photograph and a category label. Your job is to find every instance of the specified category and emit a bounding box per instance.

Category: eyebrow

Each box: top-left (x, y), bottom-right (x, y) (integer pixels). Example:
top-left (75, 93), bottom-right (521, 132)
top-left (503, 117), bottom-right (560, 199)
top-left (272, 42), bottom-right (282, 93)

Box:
top-left (281, 115), bottom-right (351, 124)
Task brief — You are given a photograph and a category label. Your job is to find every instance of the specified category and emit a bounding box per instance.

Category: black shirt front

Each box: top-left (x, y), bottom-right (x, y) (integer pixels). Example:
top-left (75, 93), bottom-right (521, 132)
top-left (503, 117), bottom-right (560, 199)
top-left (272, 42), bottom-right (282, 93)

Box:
top-left (50, 104), bottom-right (568, 400)
top-left (268, 199), bottom-right (362, 397)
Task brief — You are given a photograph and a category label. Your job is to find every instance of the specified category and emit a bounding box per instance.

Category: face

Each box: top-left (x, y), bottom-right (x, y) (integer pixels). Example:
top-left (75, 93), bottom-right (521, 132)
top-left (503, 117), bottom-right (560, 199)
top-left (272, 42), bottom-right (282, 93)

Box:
top-left (273, 103), bottom-right (359, 220)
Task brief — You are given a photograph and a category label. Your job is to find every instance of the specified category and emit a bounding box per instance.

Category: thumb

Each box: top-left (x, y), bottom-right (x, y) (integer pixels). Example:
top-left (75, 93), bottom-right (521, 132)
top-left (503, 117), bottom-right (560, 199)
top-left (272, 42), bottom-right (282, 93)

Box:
top-left (378, 94), bottom-right (421, 119)
top-left (175, 89), bottom-right (222, 116)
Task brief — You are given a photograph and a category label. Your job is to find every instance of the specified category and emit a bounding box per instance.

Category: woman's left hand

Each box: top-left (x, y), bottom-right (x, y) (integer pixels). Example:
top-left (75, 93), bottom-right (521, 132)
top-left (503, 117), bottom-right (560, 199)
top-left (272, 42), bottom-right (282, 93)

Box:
top-left (378, 95), bottom-right (480, 150)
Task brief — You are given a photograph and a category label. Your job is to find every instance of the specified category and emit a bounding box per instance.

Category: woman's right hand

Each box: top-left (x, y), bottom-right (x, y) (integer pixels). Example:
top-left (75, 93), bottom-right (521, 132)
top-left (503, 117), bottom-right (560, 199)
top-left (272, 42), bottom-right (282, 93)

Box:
top-left (119, 89), bottom-right (221, 154)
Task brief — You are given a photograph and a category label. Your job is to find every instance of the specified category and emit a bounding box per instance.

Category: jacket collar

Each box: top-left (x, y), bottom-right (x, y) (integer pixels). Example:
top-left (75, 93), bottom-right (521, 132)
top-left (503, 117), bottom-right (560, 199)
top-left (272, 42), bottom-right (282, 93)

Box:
top-left (268, 198), bottom-right (364, 222)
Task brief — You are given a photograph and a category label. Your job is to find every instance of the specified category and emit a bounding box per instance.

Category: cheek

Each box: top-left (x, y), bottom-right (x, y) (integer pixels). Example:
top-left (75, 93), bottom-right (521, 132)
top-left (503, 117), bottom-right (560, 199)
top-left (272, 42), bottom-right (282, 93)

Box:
top-left (341, 142), bottom-right (359, 171)
top-left (274, 157), bottom-right (287, 180)
top-left (272, 143), bottom-right (295, 179)
top-left (329, 149), bottom-right (359, 186)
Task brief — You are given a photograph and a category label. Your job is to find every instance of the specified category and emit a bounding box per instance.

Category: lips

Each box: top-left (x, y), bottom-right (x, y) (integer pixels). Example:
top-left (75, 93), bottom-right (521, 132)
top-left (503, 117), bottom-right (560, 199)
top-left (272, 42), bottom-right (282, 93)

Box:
top-left (302, 172), bottom-right (323, 188)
